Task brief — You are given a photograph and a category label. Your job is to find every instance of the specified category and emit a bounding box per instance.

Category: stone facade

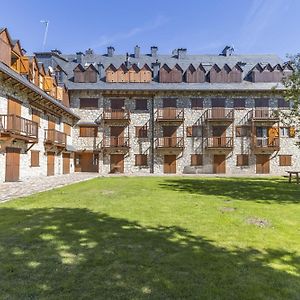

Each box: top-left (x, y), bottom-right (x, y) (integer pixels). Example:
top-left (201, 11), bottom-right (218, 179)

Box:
top-left (69, 91), bottom-right (300, 175)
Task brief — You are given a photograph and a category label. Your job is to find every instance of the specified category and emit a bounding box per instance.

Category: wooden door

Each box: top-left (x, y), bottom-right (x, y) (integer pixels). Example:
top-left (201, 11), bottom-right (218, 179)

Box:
top-left (164, 155), bottom-right (176, 174)
top-left (7, 99), bottom-right (21, 131)
top-left (5, 147), bottom-right (20, 182)
top-left (212, 126), bottom-right (226, 147)
top-left (47, 152), bottom-right (55, 176)
top-left (80, 153), bottom-right (98, 172)
top-left (110, 126), bottom-right (125, 146)
top-left (213, 155), bottom-right (226, 174)
top-left (256, 155), bottom-right (270, 174)
top-left (63, 153), bottom-right (70, 174)
top-left (110, 154), bottom-right (124, 173)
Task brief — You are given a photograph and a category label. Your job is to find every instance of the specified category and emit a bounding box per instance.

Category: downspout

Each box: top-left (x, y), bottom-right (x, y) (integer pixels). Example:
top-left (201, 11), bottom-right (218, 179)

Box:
top-left (150, 95), bottom-right (155, 173)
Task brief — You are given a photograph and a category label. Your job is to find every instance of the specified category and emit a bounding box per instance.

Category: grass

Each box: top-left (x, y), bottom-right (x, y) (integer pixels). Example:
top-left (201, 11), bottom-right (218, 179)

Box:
top-left (0, 176), bottom-right (300, 299)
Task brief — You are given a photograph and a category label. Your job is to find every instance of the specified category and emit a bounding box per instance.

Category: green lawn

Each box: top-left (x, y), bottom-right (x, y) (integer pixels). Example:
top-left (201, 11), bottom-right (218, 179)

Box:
top-left (0, 177), bottom-right (300, 299)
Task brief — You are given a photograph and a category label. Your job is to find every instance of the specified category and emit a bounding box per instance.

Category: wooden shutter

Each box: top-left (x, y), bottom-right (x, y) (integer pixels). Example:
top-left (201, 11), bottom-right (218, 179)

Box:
top-left (80, 98), bottom-right (98, 109)
top-left (56, 86), bottom-right (64, 101)
top-left (64, 123), bottom-right (71, 136)
top-left (289, 127), bottom-right (296, 138)
top-left (279, 155), bottom-right (292, 166)
top-left (79, 126), bottom-right (97, 137)
top-left (43, 76), bottom-right (54, 92)
top-left (135, 154), bottom-right (148, 166)
top-left (191, 98), bottom-right (203, 109)
top-left (31, 150), bottom-right (40, 167)
top-left (135, 99), bottom-right (148, 110)
top-left (32, 109), bottom-right (40, 126)
top-left (135, 126), bottom-right (147, 138)
top-left (237, 154), bottom-right (249, 166)
top-left (186, 126), bottom-right (193, 137)
top-left (191, 154), bottom-right (203, 166)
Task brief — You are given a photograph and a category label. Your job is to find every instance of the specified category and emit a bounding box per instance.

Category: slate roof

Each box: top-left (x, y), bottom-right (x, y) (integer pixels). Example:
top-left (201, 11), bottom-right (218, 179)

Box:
top-left (35, 50), bottom-right (287, 91)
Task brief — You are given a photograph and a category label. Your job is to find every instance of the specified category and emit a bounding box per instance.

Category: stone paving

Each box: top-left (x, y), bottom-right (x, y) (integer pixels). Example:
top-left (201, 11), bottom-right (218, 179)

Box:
top-left (0, 173), bottom-right (100, 203)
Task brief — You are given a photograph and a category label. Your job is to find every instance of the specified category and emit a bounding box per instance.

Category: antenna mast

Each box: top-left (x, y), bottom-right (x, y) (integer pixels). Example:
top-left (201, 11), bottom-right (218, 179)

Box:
top-left (40, 20), bottom-right (49, 51)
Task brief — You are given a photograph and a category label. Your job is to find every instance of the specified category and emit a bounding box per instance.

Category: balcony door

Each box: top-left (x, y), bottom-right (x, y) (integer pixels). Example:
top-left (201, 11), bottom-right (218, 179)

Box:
top-left (163, 126), bottom-right (177, 147)
top-left (110, 99), bottom-right (125, 119)
top-left (212, 126), bottom-right (226, 147)
top-left (163, 98), bottom-right (177, 119)
top-left (7, 99), bottom-right (21, 131)
top-left (110, 126), bottom-right (125, 147)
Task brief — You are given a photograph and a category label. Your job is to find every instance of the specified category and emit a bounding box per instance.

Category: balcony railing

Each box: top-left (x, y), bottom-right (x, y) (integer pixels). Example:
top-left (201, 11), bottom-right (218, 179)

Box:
top-left (101, 109), bottom-right (130, 121)
top-left (156, 108), bottom-right (184, 122)
top-left (44, 129), bottom-right (66, 146)
top-left (205, 137), bottom-right (234, 149)
top-left (101, 137), bottom-right (130, 148)
top-left (155, 137), bottom-right (184, 148)
top-left (250, 108), bottom-right (279, 121)
top-left (253, 137), bottom-right (280, 150)
top-left (203, 108), bottom-right (234, 121)
top-left (0, 114), bottom-right (38, 139)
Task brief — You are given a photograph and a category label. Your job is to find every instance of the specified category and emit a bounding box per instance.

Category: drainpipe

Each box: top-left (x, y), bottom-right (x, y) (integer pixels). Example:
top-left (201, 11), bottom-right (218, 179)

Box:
top-left (150, 95), bottom-right (155, 173)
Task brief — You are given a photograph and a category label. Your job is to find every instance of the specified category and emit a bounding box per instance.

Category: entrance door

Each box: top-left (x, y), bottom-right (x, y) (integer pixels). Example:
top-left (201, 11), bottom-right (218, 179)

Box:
top-left (110, 154), bottom-right (124, 173)
top-left (213, 155), bottom-right (226, 174)
top-left (256, 154), bottom-right (270, 174)
top-left (164, 155), bottom-right (176, 174)
top-left (5, 147), bottom-right (20, 182)
top-left (47, 152), bottom-right (55, 176)
top-left (63, 153), bottom-right (70, 174)
top-left (78, 153), bottom-right (98, 172)
top-left (110, 126), bottom-right (125, 147)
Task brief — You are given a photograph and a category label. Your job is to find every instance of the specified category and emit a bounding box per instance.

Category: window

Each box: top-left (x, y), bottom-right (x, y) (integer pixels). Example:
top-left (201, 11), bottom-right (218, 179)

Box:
top-left (79, 126), bottom-right (98, 137)
top-left (255, 98), bottom-right (269, 107)
top-left (135, 154), bottom-right (148, 166)
top-left (191, 98), bottom-right (203, 109)
top-left (234, 99), bottom-right (245, 109)
top-left (135, 126), bottom-right (148, 138)
top-left (280, 127), bottom-right (296, 138)
top-left (186, 126), bottom-right (202, 137)
top-left (236, 126), bottom-right (251, 137)
top-left (279, 155), bottom-right (292, 166)
top-left (236, 154), bottom-right (249, 166)
top-left (211, 98), bottom-right (225, 108)
top-left (32, 109), bottom-right (40, 126)
top-left (278, 98), bottom-right (289, 108)
top-left (191, 154), bottom-right (203, 166)
top-left (79, 98), bottom-right (98, 109)
top-left (135, 99), bottom-right (148, 110)
top-left (31, 150), bottom-right (40, 167)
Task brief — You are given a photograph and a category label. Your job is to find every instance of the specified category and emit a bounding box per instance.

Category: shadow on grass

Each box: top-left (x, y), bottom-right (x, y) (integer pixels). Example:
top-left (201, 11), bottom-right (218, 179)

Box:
top-left (160, 177), bottom-right (300, 203)
top-left (0, 207), bottom-right (299, 299)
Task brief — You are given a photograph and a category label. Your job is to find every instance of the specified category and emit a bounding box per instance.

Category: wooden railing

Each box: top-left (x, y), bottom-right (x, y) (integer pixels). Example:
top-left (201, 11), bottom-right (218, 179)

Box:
top-left (101, 109), bottom-right (130, 120)
top-left (253, 137), bottom-right (280, 149)
top-left (204, 108), bottom-right (234, 121)
top-left (155, 137), bottom-right (184, 148)
top-left (0, 114), bottom-right (38, 139)
top-left (44, 129), bottom-right (66, 146)
top-left (205, 137), bottom-right (233, 148)
top-left (156, 108), bottom-right (184, 121)
top-left (250, 108), bottom-right (279, 120)
top-left (101, 137), bottom-right (130, 148)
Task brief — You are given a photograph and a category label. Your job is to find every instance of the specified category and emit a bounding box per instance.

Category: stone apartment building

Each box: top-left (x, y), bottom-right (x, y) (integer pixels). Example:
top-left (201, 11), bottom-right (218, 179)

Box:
top-left (1, 26), bottom-right (299, 180)
top-left (0, 28), bottom-right (79, 182)
top-left (35, 45), bottom-right (300, 175)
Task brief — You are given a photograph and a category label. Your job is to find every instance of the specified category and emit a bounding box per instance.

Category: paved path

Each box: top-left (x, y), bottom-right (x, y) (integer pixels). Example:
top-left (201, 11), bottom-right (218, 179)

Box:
top-left (0, 173), bottom-right (99, 203)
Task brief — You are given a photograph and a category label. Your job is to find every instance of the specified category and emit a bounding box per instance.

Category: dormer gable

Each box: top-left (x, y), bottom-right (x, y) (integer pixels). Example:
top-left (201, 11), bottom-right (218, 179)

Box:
top-left (73, 64), bottom-right (85, 83)
top-left (185, 64), bottom-right (206, 83)
top-left (159, 63), bottom-right (183, 83)
top-left (84, 64), bottom-right (98, 83)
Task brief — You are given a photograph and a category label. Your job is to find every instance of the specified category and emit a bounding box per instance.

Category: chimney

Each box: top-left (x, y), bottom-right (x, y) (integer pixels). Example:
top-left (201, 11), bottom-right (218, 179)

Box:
top-left (76, 52), bottom-right (84, 64)
top-left (221, 46), bottom-right (234, 56)
top-left (51, 49), bottom-right (62, 55)
top-left (177, 48), bottom-right (187, 59)
top-left (151, 46), bottom-right (158, 57)
top-left (98, 63), bottom-right (104, 80)
top-left (152, 59), bottom-right (161, 81)
top-left (107, 46), bottom-right (115, 57)
top-left (125, 52), bottom-right (131, 68)
top-left (134, 45), bottom-right (140, 58)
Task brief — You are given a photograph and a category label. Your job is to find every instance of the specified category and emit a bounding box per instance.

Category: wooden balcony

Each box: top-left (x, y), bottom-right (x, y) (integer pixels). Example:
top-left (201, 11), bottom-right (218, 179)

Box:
top-left (100, 109), bottom-right (130, 124)
top-left (205, 137), bottom-right (234, 149)
top-left (252, 137), bottom-right (280, 152)
top-left (155, 137), bottom-right (184, 149)
top-left (101, 137), bottom-right (130, 151)
top-left (203, 108), bottom-right (234, 122)
top-left (249, 108), bottom-right (279, 122)
top-left (156, 108), bottom-right (184, 123)
top-left (0, 114), bottom-right (38, 142)
top-left (44, 129), bottom-right (66, 147)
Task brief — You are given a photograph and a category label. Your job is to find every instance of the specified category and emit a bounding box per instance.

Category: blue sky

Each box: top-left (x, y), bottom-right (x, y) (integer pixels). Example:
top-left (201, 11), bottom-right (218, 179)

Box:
top-left (1, 0), bottom-right (299, 58)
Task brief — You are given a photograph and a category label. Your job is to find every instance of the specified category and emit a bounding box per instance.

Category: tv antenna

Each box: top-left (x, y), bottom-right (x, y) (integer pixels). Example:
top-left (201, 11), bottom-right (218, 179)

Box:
top-left (40, 20), bottom-right (49, 51)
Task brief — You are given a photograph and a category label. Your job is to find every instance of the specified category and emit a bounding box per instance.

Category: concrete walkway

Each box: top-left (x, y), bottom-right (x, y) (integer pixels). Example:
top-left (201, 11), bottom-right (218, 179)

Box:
top-left (0, 173), bottom-right (99, 203)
